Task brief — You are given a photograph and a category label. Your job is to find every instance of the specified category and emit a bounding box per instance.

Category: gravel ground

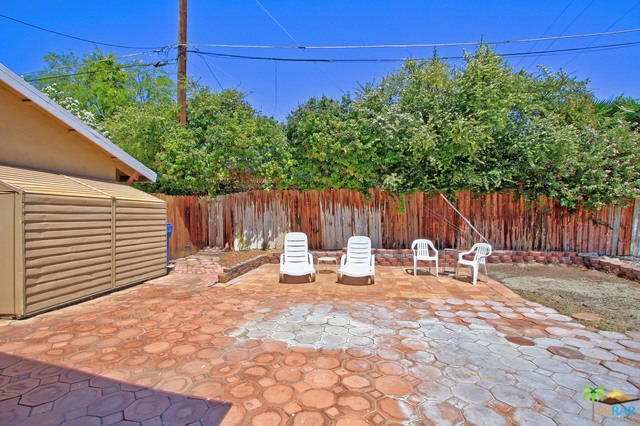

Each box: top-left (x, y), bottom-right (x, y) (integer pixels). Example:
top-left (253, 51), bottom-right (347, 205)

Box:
top-left (488, 263), bottom-right (640, 332)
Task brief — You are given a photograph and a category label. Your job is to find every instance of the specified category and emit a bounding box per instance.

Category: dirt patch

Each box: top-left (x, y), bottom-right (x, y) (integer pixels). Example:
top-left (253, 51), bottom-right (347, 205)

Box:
top-left (216, 250), bottom-right (276, 267)
top-left (489, 264), bottom-right (640, 332)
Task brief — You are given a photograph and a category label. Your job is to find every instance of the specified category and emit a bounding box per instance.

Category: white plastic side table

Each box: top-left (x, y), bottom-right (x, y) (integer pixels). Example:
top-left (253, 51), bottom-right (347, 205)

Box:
top-left (317, 256), bottom-right (338, 274)
top-left (443, 248), bottom-right (458, 274)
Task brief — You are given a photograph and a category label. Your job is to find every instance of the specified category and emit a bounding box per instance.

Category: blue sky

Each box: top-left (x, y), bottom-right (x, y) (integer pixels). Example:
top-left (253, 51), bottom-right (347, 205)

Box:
top-left (1, 1), bottom-right (639, 122)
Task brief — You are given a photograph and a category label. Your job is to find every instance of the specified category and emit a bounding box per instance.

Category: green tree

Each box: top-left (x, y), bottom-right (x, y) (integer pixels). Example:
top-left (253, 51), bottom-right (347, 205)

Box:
top-left (104, 102), bottom-right (178, 167)
top-left (30, 47), bottom-right (174, 121)
top-left (347, 45), bottom-right (640, 209)
top-left (286, 96), bottom-right (385, 192)
top-left (152, 85), bottom-right (291, 195)
top-left (42, 83), bottom-right (108, 135)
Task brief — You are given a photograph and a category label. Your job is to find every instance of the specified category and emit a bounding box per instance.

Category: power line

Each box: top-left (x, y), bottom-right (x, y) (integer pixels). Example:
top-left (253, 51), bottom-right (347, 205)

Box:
top-left (0, 13), bottom-right (167, 50)
top-left (563, 1), bottom-right (640, 68)
top-left (190, 41), bottom-right (640, 63)
top-left (513, 0), bottom-right (575, 69)
top-left (525, 0), bottom-right (596, 70)
top-left (190, 50), bottom-right (224, 90)
top-left (273, 62), bottom-right (278, 118)
top-left (190, 51), bottom-right (286, 117)
top-left (23, 61), bottom-right (172, 83)
top-left (253, 0), bottom-right (345, 94)
top-left (18, 48), bottom-right (175, 77)
top-left (185, 28), bottom-right (640, 50)
top-left (254, 0), bottom-right (301, 47)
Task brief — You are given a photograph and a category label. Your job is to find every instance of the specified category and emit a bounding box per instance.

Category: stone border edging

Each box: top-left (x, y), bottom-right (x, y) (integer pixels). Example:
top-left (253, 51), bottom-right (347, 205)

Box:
top-left (217, 249), bottom-right (640, 284)
top-left (218, 255), bottom-right (270, 283)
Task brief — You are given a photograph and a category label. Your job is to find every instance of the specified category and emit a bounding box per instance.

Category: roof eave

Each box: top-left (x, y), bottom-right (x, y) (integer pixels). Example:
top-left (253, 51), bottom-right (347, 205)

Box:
top-left (0, 63), bottom-right (157, 183)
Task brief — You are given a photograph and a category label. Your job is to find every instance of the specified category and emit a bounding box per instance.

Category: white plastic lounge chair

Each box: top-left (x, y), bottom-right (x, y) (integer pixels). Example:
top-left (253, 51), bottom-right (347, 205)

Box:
top-left (280, 232), bottom-right (315, 282)
top-left (338, 236), bottom-right (375, 284)
top-left (456, 243), bottom-right (492, 285)
top-left (411, 239), bottom-right (438, 276)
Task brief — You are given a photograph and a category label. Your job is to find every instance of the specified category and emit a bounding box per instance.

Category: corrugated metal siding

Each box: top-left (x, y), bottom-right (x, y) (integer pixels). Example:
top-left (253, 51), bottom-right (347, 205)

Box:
top-left (0, 166), bottom-right (167, 316)
top-left (0, 192), bottom-right (16, 314)
top-left (0, 165), bottom-right (104, 198)
top-left (71, 176), bottom-right (164, 203)
top-left (115, 200), bottom-right (166, 286)
top-left (23, 193), bottom-right (112, 313)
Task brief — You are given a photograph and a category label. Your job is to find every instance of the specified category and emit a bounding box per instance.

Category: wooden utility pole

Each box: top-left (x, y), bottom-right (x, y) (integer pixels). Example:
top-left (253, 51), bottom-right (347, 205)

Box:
top-left (177, 0), bottom-right (187, 123)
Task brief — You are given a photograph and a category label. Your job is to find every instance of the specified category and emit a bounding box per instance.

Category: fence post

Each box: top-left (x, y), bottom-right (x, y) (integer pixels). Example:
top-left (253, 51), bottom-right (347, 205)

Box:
top-left (630, 199), bottom-right (640, 256)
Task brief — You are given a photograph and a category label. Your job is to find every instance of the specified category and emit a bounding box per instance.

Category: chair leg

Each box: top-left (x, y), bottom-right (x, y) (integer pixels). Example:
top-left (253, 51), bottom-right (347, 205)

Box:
top-left (484, 263), bottom-right (488, 282)
top-left (435, 259), bottom-right (438, 277)
top-left (414, 258), bottom-right (417, 276)
top-left (455, 265), bottom-right (459, 279)
top-left (472, 266), bottom-right (478, 285)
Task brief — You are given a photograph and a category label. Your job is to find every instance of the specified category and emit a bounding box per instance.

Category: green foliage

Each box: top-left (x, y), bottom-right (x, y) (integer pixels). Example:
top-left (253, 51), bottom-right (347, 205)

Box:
top-left (594, 95), bottom-right (640, 132)
top-left (34, 47), bottom-right (640, 209)
top-left (286, 96), bottom-right (384, 191)
top-left (31, 47), bottom-right (174, 121)
top-left (338, 45), bottom-right (640, 209)
top-left (104, 102), bottom-right (178, 167)
top-left (42, 84), bottom-right (108, 135)
top-left (149, 85), bottom-right (291, 195)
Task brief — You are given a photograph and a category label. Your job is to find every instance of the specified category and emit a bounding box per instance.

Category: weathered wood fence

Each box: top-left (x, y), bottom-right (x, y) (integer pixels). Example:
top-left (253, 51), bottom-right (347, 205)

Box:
top-left (155, 190), bottom-right (640, 259)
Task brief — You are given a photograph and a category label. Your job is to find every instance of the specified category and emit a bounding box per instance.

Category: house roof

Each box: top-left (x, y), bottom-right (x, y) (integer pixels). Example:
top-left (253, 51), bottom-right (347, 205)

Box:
top-left (0, 62), bottom-right (156, 183)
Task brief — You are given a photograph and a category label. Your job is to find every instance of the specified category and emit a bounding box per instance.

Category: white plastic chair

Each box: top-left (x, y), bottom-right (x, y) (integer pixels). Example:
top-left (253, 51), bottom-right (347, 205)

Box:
top-left (411, 239), bottom-right (438, 276)
top-left (338, 236), bottom-right (375, 284)
top-left (280, 232), bottom-right (315, 282)
top-left (456, 243), bottom-right (492, 285)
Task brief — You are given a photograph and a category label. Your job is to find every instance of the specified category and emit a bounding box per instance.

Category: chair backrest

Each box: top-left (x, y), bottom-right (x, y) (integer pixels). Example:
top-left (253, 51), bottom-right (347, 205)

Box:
top-left (472, 243), bottom-right (492, 264)
top-left (284, 232), bottom-right (309, 264)
top-left (346, 236), bottom-right (372, 265)
top-left (412, 239), bottom-right (436, 258)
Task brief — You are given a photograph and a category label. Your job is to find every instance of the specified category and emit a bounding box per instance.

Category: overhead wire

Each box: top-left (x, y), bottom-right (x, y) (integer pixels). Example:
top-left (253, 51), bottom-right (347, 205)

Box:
top-left (253, 0), bottom-right (345, 94)
top-left (513, 0), bottom-right (575, 69)
top-left (190, 50), bottom-right (286, 117)
top-left (189, 41), bottom-right (640, 63)
top-left (273, 62), bottom-right (278, 118)
top-left (18, 47), bottom-right (175, 77)
top-left (0, 13), bottom-right (168, 50)
top-left (184, 28), bottom-right (640, 50)
top-left (563, 1), bottom-right (640, 68)
top-left (190, 49), bottom-right (224, 91)
top-left (525, 0), bottom-right (596, 70)
top-left (23, 60), bottom-right (173, 83)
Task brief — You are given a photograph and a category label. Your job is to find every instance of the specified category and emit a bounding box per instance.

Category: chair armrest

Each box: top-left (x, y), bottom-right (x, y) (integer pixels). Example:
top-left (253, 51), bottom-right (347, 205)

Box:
top-left (458, 249), bottom-right (472, 261)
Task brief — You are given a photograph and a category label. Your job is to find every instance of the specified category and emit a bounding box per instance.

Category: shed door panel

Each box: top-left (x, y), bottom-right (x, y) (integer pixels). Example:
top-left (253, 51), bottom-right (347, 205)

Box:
top-left (115, 200), bottom-right (167, 286)
top-left (23, 193), bottom-right (112, 314)
top-left (0, 193), bottom-right (15, 314)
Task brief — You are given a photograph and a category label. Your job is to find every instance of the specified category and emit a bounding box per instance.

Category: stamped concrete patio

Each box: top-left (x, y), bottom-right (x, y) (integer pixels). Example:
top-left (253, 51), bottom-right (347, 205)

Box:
top-left (0, 264), bottom-right (639, 424)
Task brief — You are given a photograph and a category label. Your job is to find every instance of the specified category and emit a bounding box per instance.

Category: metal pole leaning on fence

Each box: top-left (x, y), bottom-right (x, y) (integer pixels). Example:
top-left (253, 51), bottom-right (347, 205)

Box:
top-left (439, 194), bottom-right (491, 245)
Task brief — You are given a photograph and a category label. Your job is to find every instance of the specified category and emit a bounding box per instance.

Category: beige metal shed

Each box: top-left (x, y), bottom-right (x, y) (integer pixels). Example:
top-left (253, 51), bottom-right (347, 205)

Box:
top-left (0, 165), bottom-right (167, 317)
